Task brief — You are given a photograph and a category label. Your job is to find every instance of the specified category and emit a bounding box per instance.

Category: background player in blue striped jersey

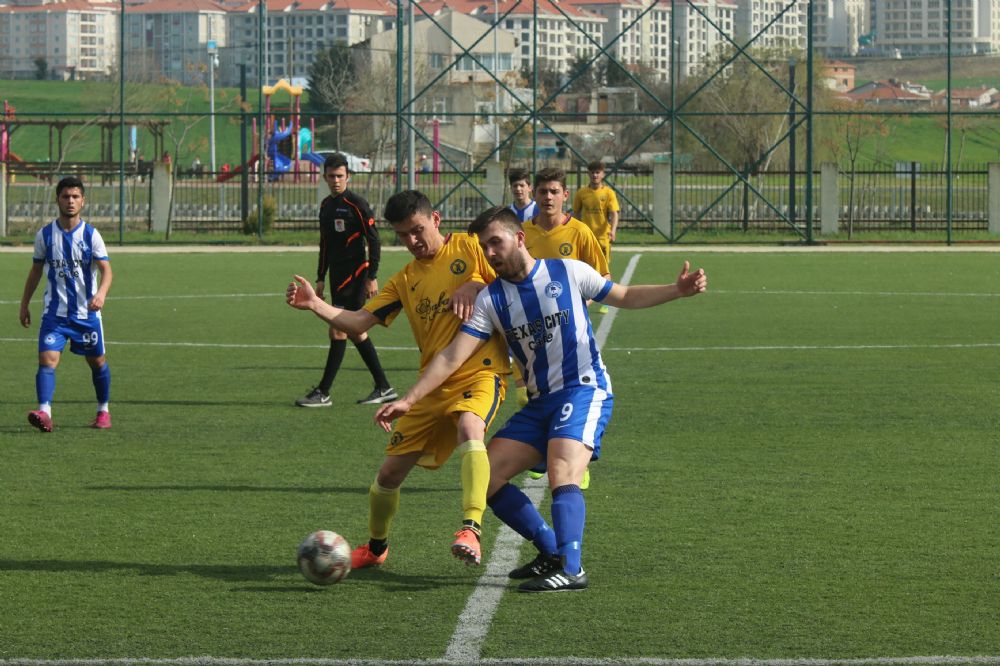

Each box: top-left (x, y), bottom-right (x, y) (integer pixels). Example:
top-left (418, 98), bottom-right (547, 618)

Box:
top-left (19, 176), bottom-right (113, 432)
top-left (375, 206), bottom-right (706, 591)
top-left (507, 167), bottom-right (538, 222)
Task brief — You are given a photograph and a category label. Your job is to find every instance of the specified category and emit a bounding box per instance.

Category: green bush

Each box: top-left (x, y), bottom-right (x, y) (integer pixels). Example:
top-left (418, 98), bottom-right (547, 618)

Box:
top-left (243, 195), bottom-right (277, 235)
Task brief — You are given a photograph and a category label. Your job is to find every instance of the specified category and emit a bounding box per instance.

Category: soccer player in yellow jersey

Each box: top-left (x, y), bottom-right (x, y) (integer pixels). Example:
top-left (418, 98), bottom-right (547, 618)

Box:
top-left (520, 167), bottom-right (609, 489)
top-left (286, 190), bottom-right (511, 568)
top-left (572, 160), bottom-right (620, 313)
top-left (525, 166), bottom-right (610, 278)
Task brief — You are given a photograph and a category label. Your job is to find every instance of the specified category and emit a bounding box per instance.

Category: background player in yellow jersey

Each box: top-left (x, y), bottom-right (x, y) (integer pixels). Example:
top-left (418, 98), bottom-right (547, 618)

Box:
top-left (572, 160), bottom-right (620, 314)
top-left (521, 166), bottom-right (609, 489)
top-left (525, 166), bottom-right (609, 279)
top-left (286, 190), bottom-right (511, 568)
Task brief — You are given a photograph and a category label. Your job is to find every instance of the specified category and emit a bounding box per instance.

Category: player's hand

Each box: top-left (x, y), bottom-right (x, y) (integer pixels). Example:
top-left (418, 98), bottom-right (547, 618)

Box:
top-left (88, 294), bottom-right (105, 311)
top-left (676, 261), bottom-right (707, 297)
top-left (365, 277), bottom-right (379, 300)
top-left (315, 280), bottom-right (325, 300)
top-left (451, 280), bottom-right (486, 321)
top-left (287, 275), bottom-right (318, 310)
top-left (19, 305), bottom-right (31, 328)
top-left (374, 399), bottom-right (414, 432)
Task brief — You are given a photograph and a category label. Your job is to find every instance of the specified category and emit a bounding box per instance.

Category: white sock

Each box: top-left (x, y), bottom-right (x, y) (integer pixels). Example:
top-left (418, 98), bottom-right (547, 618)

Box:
top-left (39, 404), bottom-right (52, 416)
top-left (97, 403), bottom-right (109, 413)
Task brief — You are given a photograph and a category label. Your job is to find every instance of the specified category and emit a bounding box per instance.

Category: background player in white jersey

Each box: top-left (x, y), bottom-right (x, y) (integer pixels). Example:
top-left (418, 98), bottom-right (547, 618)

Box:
top-left (507, 167), bottom-right (538, 222)
top-left (19, 176), bottom-right (113, 432)
top-left (375, 206), bottom-right (707, 591)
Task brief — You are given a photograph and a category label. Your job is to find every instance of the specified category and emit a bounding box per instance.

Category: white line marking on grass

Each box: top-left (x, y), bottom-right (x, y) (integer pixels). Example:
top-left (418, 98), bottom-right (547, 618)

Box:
top-left (714, 289), bottom-right (1000, 298)
top-left (444, 254), bottom-right (643, 664)
top-left (609, 342), bottom-right (1000, 352)
top-left (4, 288), bottom-right (998, 308)
top-left (4, 655), bottom-right (1000, 666)
top-left (2, 338), bottom-right (997, 354)
top-left (0, 294), bottom-right (281, 305)
top-left (443, 476), bottom-right (548, 663)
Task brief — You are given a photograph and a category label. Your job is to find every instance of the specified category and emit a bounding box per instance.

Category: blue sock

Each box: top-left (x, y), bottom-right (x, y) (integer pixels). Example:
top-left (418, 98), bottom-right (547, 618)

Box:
top-left (487, 483), bottom-right (558, 556)
top-left (91, 363), bottom-right (111, 404)
top-left (551, 484), bottom-right (585, 575)
top-left (36, 366), bottom-right (56, 406)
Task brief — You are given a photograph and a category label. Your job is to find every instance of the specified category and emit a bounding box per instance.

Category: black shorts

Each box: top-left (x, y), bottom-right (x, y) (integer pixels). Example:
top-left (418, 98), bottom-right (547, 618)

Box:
top-left (328, 276), bottom-right (366, 311)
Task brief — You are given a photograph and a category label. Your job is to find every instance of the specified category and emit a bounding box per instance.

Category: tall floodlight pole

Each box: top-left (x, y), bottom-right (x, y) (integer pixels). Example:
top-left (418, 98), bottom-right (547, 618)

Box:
top-left (493, 0), bottom-right (499, 163)
top-left (208, 40), bottom-right (221, 220)
top-left (208, 42), bottom-right (218, 174)
top-left (407, 0), bottom-right (415, 190)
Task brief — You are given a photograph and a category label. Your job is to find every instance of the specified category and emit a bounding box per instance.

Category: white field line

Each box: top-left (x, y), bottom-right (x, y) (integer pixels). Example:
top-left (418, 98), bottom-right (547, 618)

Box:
top-left (444, 254), bottom-right (644, 663)
top-left (1, 338), bottom-right (998, 353)
top-left (3, 654), bottom-right (1000, 666)
top-left (4, 288), bottom-right (999, 308)
top-left (4, 243), bottom-right (1000, 254)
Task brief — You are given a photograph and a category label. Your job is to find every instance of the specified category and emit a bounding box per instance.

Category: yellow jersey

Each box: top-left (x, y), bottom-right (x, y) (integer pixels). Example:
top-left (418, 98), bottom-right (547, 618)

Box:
top-left (572, 184), bottom-right (620, 241)
top-left (523, 214), bottom-right (610, 276)
top-left (365, 232), bottom-right (511, 382)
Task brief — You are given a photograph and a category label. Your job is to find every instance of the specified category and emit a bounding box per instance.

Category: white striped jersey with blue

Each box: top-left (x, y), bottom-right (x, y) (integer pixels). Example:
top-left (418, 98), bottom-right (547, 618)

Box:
top-left (509, 201), bottom-right (539, 223)
top-left (461, 258), bottom-right (613, 398)
top-left (33, 220), bottom-right (109, 320)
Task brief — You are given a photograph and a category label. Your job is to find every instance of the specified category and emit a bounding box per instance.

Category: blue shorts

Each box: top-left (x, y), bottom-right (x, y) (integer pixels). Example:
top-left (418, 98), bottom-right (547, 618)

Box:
top-left (39, 315), bottom-right (106, 357)
top-left (493, 386), bottom-right (613, 470)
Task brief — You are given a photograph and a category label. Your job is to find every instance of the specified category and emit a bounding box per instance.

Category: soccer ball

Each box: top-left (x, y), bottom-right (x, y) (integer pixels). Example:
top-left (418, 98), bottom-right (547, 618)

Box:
top-left (297, 530), bottom-right (351, 585)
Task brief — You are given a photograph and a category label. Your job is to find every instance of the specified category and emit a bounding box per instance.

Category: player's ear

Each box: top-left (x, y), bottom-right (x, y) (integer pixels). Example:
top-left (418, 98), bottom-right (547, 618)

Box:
top-left (431, 210), bottom-right (441, 229)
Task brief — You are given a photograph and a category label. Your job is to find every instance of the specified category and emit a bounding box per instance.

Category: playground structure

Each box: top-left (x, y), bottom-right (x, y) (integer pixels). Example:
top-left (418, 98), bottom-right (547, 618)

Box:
top-left (219, 79), bottom-right (325, 183)
top-left (2, 100), bottom-right (170, 179)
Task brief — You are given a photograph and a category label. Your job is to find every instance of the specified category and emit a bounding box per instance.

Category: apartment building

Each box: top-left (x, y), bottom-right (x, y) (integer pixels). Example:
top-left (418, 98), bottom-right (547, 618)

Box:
top-left (873, 0), bottom-right (1000, 55)
top-left (123, 0), bottom-right (227, 84)
top-left (0, 0), bottom-right (118, 79)
top-left (223, 0), bottom-right (393, 85)
top-left (365, 7), bottom-right (517, 158)
top-left (812, 0), bottom-right (868, 56)
top-left (733, 0), bottom-right (807, 51)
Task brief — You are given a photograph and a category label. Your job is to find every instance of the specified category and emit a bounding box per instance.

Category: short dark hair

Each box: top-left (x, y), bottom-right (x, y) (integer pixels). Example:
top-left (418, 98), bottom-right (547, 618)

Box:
top-left (384, 190), bottom-right (433, 225)
top-left (468, 205), bottom-right (521, 237)
top-left (56, 176), bottom-right (85, 196)
top-left (323, 153), bottom-right (350, 173)
top-left (533, 167), bottom-right (566, 191)
top-left (507, 167), bottom-right (530, 186)
top-left (587, 160), bottom-right (606, 172)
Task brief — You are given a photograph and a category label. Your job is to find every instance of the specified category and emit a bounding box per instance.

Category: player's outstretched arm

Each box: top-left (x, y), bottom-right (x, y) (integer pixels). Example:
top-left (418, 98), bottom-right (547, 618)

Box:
top-left (286, 275), bottom-right (378, 335)
top-left (374, 331), bottom-right (486, 432)
top-left (602, 260), bottom-right (707, 310)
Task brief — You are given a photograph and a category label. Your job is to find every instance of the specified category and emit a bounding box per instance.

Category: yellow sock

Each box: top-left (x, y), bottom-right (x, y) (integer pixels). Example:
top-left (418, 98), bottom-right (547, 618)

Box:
top-left (368, 479), bottom-right (400, 541)
top-left (516, 385), bottom-right (529, 407)
top-left (457, 439), bottom-right (489, 526)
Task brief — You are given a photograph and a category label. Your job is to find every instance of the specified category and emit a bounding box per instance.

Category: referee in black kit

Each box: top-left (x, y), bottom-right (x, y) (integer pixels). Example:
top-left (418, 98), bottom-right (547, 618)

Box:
top-left (295, 153), bottom-right (397, 407)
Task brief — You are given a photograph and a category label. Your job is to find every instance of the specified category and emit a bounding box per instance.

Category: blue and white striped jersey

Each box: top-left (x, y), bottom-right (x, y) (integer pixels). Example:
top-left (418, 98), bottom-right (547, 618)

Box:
top-left (509, 200), bottom-right (539, 223)
top-left (33, 220), bottom-right (109, 320)
top-left (461, 258), bottom-right (613, 398)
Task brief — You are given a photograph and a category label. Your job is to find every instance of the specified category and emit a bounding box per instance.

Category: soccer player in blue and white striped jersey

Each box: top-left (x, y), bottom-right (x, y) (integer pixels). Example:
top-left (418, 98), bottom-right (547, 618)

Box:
top-left (375, 206), bottom-right (707, 591)
top-left (19, 176), bottom-right (113, 432)
top-left (507, 167), bottom-right (538, 223)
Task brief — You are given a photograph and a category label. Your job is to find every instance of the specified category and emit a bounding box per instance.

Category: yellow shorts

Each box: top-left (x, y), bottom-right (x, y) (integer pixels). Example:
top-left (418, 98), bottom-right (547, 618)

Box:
top-left (386, 371), bottom-right (506, 470)
top-left (598, 237), bottom-right (611, 263)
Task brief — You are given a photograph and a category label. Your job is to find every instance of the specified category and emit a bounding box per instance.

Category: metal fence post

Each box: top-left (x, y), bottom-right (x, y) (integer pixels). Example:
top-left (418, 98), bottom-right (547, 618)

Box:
top-left (820, 162), bottom-right (838, 235)
top-left (0, 162), bottom-right (7, 237)
top-left (988, 163), bottom-right (1000, 235)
